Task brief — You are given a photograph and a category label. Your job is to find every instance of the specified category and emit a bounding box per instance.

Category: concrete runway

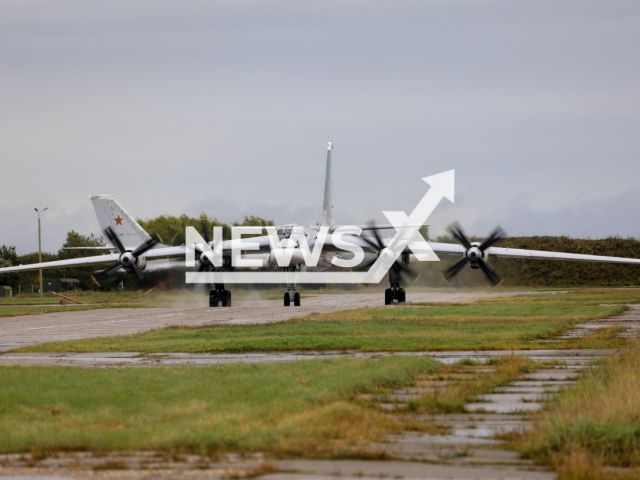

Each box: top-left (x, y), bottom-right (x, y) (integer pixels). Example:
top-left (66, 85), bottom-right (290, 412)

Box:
top-left (0, 290), bottom-right (545, 351)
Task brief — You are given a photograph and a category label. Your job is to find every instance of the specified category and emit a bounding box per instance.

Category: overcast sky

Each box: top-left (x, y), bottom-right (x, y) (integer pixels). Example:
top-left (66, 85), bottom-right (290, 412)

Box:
top-left (1, 0), bottom-right (639, 254)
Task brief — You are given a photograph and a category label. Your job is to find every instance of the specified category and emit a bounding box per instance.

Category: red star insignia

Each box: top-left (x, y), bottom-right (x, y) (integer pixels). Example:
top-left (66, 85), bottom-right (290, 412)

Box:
top-left (114, 215), bottom-right (123, 226)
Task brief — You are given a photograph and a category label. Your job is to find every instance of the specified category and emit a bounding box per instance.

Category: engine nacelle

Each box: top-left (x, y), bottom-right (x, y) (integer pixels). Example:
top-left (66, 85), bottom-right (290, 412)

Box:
top-left (120, 251), bottom-right (147, 271)
top-left (122, 255), bottom-right (147, 273)
top-left (136, 257), bottom-right (147, 270)
top-left (199, 251), bottom-right (214, 266)
top-left (466, 242), bottom-right (486, 268)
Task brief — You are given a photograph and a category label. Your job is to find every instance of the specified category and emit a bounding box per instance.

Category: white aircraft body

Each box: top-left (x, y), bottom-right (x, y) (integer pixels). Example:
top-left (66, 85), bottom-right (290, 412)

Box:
top-left (2, 142), bottom-right (639, 307)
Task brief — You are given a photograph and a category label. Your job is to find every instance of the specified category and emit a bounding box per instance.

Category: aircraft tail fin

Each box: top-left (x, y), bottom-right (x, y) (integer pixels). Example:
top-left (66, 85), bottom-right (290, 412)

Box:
top-left (90, 194), bottom-right (155, 249)
top-left (321, 140), bottom-right (333, 226)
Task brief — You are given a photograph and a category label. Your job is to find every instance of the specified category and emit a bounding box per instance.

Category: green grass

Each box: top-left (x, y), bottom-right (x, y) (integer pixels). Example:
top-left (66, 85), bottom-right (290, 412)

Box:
top-left (518, 339), bottom-right (640, 480)
top-left (16, 296), bottom-right (626, 353)
top-left (0, 356), bottom-right (440, 456)
top-left (478, 288), bottom-right (640, 307)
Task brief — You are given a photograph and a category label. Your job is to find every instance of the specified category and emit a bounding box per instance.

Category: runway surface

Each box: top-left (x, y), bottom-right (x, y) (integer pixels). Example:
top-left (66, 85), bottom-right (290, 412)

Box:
top-left (0, 290), bottom-right (546, 351)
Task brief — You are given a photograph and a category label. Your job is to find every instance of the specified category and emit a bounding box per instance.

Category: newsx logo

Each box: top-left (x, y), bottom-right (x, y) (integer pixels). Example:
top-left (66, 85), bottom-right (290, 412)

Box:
top-left (184, 170), bottom-right (455, 284)
top-left (186, 225), bottom-right (378, 269)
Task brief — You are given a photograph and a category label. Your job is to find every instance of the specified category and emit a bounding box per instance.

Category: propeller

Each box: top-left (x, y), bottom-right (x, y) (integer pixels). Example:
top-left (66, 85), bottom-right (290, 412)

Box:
top-left (444, 222), bottom-right (506, 286)
top-left (194, 226), bottom-right (216, 273)
top-left (93, 227), bottom-right (158, 288)
top-left (359, 223), bottom-right (419, 285)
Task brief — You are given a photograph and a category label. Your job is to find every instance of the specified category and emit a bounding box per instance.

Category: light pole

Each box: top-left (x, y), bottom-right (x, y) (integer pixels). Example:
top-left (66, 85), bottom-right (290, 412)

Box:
top-left (34, 207), bottom-right (48, 298)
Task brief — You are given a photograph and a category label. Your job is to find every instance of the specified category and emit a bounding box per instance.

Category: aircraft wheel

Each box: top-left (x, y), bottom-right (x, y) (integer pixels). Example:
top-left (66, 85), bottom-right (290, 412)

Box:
top-left (293, 292), bottom-right (301, 306)
top-left (284, 292), bottom-right (290, 307)
top-left (398, 289), bottom-right (406, 303)
top-left (222, 290), bottom-right (231, 307)
top-left (384, 288), bottom-right (392, 305)
top-left (209, 290), bottom-right (219, 308)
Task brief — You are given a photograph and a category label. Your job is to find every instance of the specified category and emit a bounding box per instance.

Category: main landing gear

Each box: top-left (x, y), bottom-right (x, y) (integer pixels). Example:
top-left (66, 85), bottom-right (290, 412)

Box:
top-left (209, 284), bottom-right (232, 307)
top-left (385, 283), bottom-right (406, 305)
top-left (360, 226), bottom-right (416, 307)
top-left (384, 260), bottom-right (408, 305)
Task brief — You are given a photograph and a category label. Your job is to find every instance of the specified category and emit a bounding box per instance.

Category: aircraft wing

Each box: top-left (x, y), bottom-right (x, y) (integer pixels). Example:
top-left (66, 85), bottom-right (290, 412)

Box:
top-left (0, 252), bottom-right (122, 273)
top-left (424, 241), bottom-right (640, 264)
top-left (321, 235), bottom-right (640, 264)
top-left (0, 238), bottom-right (273, 275)
top-left (485, 246), bottom-right (640, 264)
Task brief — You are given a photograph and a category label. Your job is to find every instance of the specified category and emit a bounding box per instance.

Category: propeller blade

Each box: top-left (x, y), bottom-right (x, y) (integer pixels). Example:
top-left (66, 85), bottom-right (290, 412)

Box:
top-left (193, 225), bottom-right (210, 262)
top-left (477, 258), bottom-right (502, 286)
top-left (360, 235), bottom-right (380, 252)
top-left (401, 261), bottom-right (419, 279)
top-left (360, 221), bottom-right (386, 252)
top-left (356, 253), bottom-right (379, 271)
top-left (131, 263), bottom-right (150, 288)
top-left (444, 256), bottom-right (471, 280)
top-left (94, 261), bottom-right (122, 281)
top-left (103, 227), bottom-right (126, 254)
top-left (371, 224), bottom-right (385, 251)
top-left (361, 234), bottom-right (384, 253)
top-left (478, 226), bottom-right (507, 252)
top-left (448, 222), bottom-right (472, 250)
top-left (132, 237), bottom-right (159, 257)
top-left (395, 260), bottom-right (419, 285)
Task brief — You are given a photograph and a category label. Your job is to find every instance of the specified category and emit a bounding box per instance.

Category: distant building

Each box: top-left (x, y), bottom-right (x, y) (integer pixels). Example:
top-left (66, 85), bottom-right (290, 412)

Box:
top-left (0, 286), bottom-right (12, 298)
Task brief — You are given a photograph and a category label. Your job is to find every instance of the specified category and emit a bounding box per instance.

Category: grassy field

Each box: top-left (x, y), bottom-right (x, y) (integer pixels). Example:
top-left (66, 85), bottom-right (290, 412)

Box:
top-left (16, 289), bottom-right (636, 353)
top-left (0, 356), bottom-right (441, 457)
top-left (0, 355), bottom-right (542, 457)
top-left (408, 355), bottom-right (537, 414)
top-left (519, 340), bottom-right (640, 479)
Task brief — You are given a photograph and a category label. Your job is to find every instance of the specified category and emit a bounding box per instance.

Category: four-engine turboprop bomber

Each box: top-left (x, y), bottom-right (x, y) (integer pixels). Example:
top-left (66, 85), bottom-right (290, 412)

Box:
top-left (2, 141), bottom-right (640, 307)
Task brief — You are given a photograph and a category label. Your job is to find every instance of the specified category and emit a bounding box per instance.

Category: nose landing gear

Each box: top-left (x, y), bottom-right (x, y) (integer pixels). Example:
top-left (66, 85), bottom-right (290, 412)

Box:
top-left (282, 265), bottom-right (301, 306)
top-left (284, 289), bottom-right (301, 307)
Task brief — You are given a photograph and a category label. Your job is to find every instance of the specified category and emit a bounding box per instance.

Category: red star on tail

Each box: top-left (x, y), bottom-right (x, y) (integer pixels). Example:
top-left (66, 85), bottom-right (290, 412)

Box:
top-left (114, 215), bottom-right (123, 226)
